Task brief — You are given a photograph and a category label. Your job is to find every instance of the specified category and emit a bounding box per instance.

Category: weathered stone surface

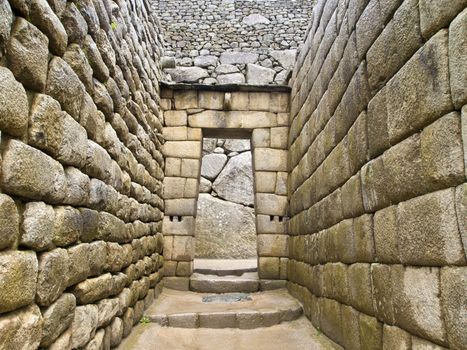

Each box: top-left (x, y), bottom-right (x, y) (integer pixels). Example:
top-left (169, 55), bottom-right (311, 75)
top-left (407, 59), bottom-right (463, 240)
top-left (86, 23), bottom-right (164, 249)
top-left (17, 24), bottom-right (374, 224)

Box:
top-left (70, 304), bottom-right (98, 349)
top-left (0, 194), bottom-right (19, 251)
top-left (6, 18), bottom-right (49, 91)
top-left (195, 194), bottom-right (256, 259)
top-left (270, 50), bottom-right (297, 69)
top-left (440, 267), bottom-right (467, 349)
top-left (382, 325), bottom-right (411, 350)
top-left (254, 148), bottom-right (287, 171)
top-left (449, 8), bottom-right (467, 109)
top-left (110, 317), bottom-right (123, 347)
top-left (36, 248), bottom-right (69, 306)
top-left (199, 177), bottom-right (212, 193)
top-left (0, 304), bottom-right (43, 350)
top-left (71, 273), bottom-right (113, 304)
top-left (217, 73), bottom-right (246, 84)
top-left (246, 64), bottom-right (276, 85)
top-left (419, 0), bottom-right (467, 39)
top-left (166, 67), bottom-right (208, 83)
top-left (0, 0), bottom-right (12, 52)
top-left (0, 67), bottom-right (28, 136)
top-left (257, 234), bottom-right (288, 257)
top-left (194, 55), bottom-right (218, 67)
top-left (224, 139), bottom-right (251, 152)
top-left (220, 52), bottom-right (259, 65)
top-left (393, 266), bottom-right (446, 344)
top-left (63, 44), bottom-right (94, 95)
top-left (216, 64), bottom-right (239, 74)
top-left (201, 153), bottom-right (228, 180)
top-left (20, 201), bottom-right (55, 251)
top-left (67, 244), bottom-right (91, 286)
top-left (97, 298), bottom-right (120, 328)
top-left (212, 152), bottom-right (254, 206)
top-left (46, 57), bottom-right (85, 120)
top-left (40, 293), bottom-right (76, 347)
top-left (61, 2), bottom-right (87, 45)
top-left (53, 206), bottom-right (82, 247)
top-left (64, 167), bottom-right (90, 206)
top-left (0, 251), bottom-right (38, 313)
top-left (398, 189), bottom-right (465, 266)
top-left (29, 0), bottom-right (67, 56)
top-left (256, 193), bottom-right (288, 216)
top-left (83, 328), bottom-right (104, 350)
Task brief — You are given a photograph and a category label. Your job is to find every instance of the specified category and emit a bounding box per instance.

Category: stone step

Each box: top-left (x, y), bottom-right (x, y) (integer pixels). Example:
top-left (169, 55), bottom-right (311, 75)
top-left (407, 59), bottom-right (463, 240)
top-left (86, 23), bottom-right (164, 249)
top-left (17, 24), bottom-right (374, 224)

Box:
top-left (144, 288), bottom-right (303, 329)
top-left (190, 272), bottom-right (260, 293)
top-left (193, 258), bottom-right (257, 276)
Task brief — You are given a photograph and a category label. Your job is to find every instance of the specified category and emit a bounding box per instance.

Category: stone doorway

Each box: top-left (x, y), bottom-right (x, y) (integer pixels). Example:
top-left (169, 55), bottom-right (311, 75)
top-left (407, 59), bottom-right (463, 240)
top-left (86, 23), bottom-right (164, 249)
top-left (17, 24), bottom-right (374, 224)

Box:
top-left (161, 84), bottom-right (290, 291)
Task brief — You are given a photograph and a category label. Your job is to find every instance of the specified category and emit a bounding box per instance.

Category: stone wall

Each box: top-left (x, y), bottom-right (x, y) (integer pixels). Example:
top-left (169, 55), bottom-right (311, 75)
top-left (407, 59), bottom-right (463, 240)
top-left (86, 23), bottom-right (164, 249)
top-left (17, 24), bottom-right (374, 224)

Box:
top-left (152, 0), bottom-right (314, 85)
top-left (287, 0), bottom-right (466, 349)
top-left (196, 138), bottom-right (256, 259)
top-left (161, 87), bottom-right (290, 289)
top-left (0, 0), bottom-right (165, 348)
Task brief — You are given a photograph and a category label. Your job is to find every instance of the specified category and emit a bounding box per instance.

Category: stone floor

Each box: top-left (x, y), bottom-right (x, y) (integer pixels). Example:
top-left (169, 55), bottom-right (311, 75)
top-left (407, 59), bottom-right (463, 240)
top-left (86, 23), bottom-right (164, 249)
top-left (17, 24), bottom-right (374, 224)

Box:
top-left (117, 317), bottom-right (341, 350)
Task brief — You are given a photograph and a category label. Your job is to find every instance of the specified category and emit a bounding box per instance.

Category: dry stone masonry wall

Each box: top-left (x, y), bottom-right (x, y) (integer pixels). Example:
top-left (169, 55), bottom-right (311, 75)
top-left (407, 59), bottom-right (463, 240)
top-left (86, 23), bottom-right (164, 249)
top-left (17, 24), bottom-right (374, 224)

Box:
top-left (0, 0), bottom-right (166, 348)
top-left (196, 138), bottom-right (256, 259)
top-left (152, 0), bottom-right (314, 85)
top-left (161, 88), bottom-right (290, 290)
top-left (287, 0), bottom-right (467, 349)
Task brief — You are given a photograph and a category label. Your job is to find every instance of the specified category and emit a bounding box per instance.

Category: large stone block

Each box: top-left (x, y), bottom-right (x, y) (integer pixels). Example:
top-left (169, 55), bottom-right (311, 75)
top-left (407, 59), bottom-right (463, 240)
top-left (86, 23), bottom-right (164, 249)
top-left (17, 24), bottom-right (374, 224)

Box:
top-left (0, 251), bottom-right (38, 313)
top-left (257, 234), bottom-right (288, 257)
top-left (0, 67), bottom-right (28, 136)
top-left (40, 293), bottom-right (76, 347)
top-left (46, 57), bottom-right (85, 121)
top-left (29, 0), bottom-right (67, 56)
top-left (58, 112), bottom-right (88, 167)
top-left (367, 87), bottom-right (390, 158)
top-left (440, 267), bottom-right (467, 349)
top-left (256, 214), bottom-right (287, 234)
top-left (449, 8), bottom-right (467, 109)
top-left (420, 112), bottom-right (464, 189)
top-left (382, 324), bottom-right (411, 350)
top-left (373, 205), bottom-right (400, 263)
top-left (70, 304), bottom-right (98, 349)
top-left (0, 194), bottom-right (19, 251)
top-left (359, 314), bottom-right (383, 350)
top-left (386, 30), bottom-right (453, 145)
top-left (0, 304), bottom-right (43, 350)
top-left (71, 273), bottom-right (113, 304)
top-left (53, 206), bottom-right (82, 247)
top-left (393, 266), bottom-right (446, 345)
top-left (256, 193), bottom-right (288, 216)
top-left (96, 212), bottom-right (129, 243)
top-left (371, 264), bottom-right (396, 325)
top-left (61, 2), bottom-right (87, 45)
top-left (320, 298), bottom-right (343, 346)
top-left (188, 110), bottom-right (277, 129)
top-left (36, 248), bottom-right (69, 306)
top-left (348, 263), bottom-right (374, 316)
top-left (258, 257), bottom-right (280, 279)
top-left (419, 0), bottom-right (467, 39)
top-left (20, 201), bottom-right (55, 251)
top-left (165, 198), bottom-right (197, 216)
top-left (398, 189), bottom-right (465, 266)
top-left (201, 153), bottom-right (228, 180)
top-left (162, 141), bottom-right (202, 159)
top-left (6, 18), bottom-right (48, 91)
top-left (199, 91), bottom-right (224, 110)
top-left (367, 0), bottom-right (423, 93)
top-left (254, 148), bottom-right (287, 171)
top-left (83, 34), bottom-right (108, 83)
top-left (164, 110), bottom-right (188, 126)
top-left (67, 244), bottom-right (91, 286)
top-left (174, 90), bottom-right (198, 109)
top-left (162, 216), bottom-right (195, 236)
top-left (341, 305), bottom-right (361, 350)
top-left (353, 214), bottom-right (375, 263)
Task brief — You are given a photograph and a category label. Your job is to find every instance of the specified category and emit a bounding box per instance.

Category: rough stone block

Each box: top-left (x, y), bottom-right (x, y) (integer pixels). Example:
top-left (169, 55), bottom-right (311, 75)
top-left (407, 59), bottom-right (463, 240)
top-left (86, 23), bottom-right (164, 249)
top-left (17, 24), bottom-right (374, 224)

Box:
top-left (348, 263), bottom-right (374, 316)
top-left (83, 34), bottom-right (108, 83)
top-left (79, 208), bottom-right (99, 242)
top-left (40, 293), bottom-right (75, 347)
top-left (449, 8), bottom-right (467, 109)
top-left (0, 67), bottom-right (28, 136)
top-left (353, 214), bottom-right (375, 262)
top-left (0, 304), bottom-right (43, 350)
top-left (419, 0), bottom-right (467, 39)
top-left (0, 194), bottom-right (19, 251)
top-left (386, 30), bottom-right (453, 145)
top-left (64, 166), bottom-right (90, 206)
top-left (58, 112), bottom-right (88, 168)
top-left (440, 267), bottom-right (467, 349)
top-left (371, 264), bottom-right (395, 325)
top-left (393, 266), bottom-right (446, 345)
top-left (367, 0), bottom-right (423, 93)
top-left (46, 57), bottom-right (85, 121)
top-left (367, 87), bottom-right (390, 158)
top-left (258, 257), bottom-right (280, 279)
top-left (398, 189), bottom-right (465, 266)
top-left (174, 91), bottom-right (198, 109)
top-left (254, 148), bottom-right (287, 171)
top-left (6, 18), bottom-right (49, 91)
top-left (341, 172), bottom-right (365, 219)
top-left (361, 158), bottom-right (391, 212)
top-left (165, 110), bottom-right (188, 126)
top-left (420, 112), bottom-right (464, 189)
top-left (0, 250), bottom-right (38, 313)
top-left (256, 193), bottom-right (288, 216)
top-left (320, 298), bottom-right (343, 346)
top-left (257, 234), bottom-right (288, 257)
top-left (53, 206), bottom-right (82, 247)
top-left (63, 44), bottom-right (93, 95)
top-left (374, 205), bottom-right (400, 263)
top-left (70, 304), bottom-right (98, 349)
top-left (61, 2), bottom-right (87, 45)
top-left (36, 248), bottom-right (69, 307)
top-left (382, 324), bottom-right (411, 350)
top-left (359, 313), bottom-right (383, 350)
top-left (71, 273), bottom-right (114, 304)
top-left (67, 244), bottom-right (91, 286)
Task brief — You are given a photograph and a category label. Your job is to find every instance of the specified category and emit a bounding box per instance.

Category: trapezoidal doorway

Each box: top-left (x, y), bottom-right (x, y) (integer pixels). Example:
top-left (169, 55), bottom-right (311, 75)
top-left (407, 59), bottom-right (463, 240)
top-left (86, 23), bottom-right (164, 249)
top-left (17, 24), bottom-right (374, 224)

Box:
top-left (161, 85), bottom-right (290, 291)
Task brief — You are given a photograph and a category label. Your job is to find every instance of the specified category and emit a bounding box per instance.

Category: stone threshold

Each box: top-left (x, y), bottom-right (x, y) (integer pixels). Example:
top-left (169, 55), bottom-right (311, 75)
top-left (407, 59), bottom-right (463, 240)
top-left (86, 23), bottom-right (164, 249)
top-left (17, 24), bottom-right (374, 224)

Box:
top-left (193, 259), bottom-right (257, 276)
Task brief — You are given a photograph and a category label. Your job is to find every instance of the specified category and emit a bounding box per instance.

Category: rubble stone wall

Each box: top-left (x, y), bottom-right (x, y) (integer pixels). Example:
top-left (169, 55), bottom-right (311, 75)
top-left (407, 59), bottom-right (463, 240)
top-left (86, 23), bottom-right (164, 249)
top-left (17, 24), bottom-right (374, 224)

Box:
top-left (152, 0), bottom-right (314, 85)
top-left (287, 0), bottom-right (467, 348)
top-left (0, 0), bottom-right (166, 348)
top-left (161, 88), bottom-right (290, 290)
